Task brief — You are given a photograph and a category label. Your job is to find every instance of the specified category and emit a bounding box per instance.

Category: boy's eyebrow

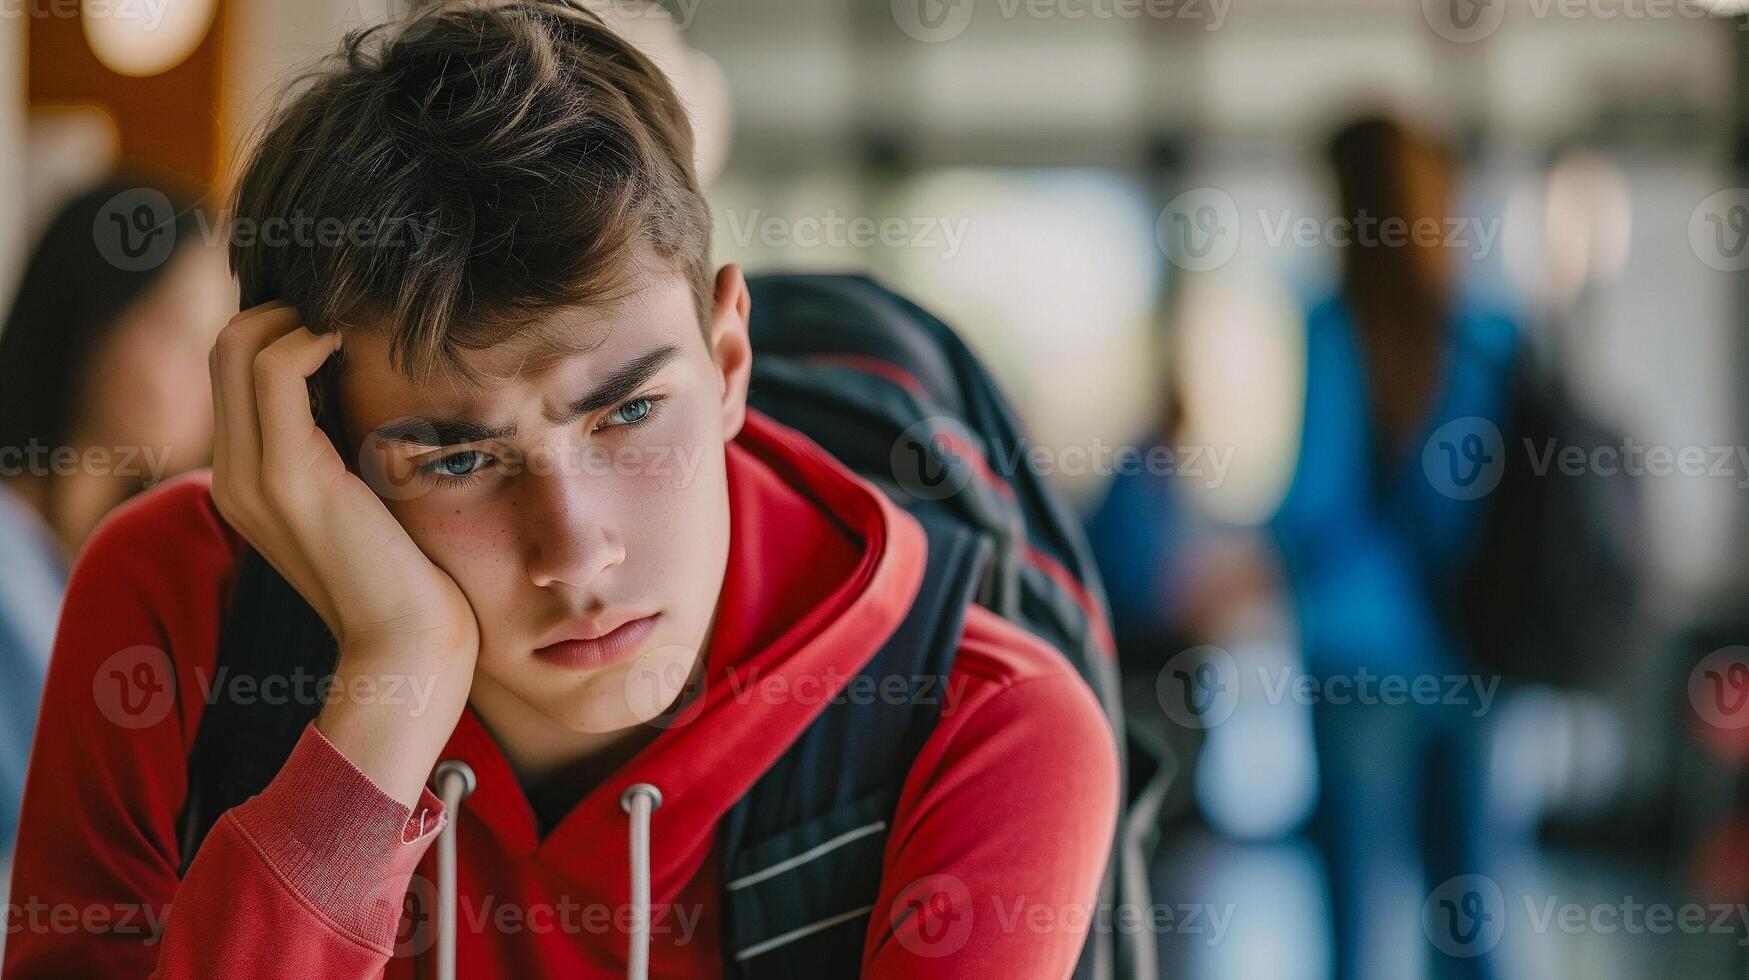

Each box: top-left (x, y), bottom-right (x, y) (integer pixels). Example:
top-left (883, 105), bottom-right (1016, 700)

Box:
top-left (369, 344), bottom-right (684, 448)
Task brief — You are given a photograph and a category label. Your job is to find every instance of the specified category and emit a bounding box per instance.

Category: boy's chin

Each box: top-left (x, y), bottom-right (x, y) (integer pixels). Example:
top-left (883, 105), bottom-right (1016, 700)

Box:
top-left (515, 645), bottom-right (706, 735)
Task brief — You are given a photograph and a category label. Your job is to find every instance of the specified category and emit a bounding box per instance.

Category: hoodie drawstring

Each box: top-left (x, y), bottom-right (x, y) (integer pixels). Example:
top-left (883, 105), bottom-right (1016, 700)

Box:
top-left (428, 766), bottom-right (660, 980)
top-left (620, 783), bottom-right (663, 980)
top-left (433, 760), bottom-right (476, 980)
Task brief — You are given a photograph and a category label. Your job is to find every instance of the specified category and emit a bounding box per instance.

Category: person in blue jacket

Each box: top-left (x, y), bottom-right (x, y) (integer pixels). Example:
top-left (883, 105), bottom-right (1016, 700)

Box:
top-left (1270, 114), bottom-right (1517, 980)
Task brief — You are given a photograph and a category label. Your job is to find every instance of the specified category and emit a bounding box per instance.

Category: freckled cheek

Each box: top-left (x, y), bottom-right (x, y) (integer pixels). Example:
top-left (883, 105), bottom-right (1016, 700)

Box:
top-left (389, 503), bottom-right (523, 605)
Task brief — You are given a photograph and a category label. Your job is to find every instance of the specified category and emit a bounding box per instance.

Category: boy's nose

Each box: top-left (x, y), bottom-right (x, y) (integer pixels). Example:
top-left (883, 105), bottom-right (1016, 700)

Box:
top-left (521, 469), bottom-right (626, 590)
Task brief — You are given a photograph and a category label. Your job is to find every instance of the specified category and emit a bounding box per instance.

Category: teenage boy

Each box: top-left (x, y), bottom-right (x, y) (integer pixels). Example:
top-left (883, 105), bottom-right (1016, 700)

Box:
top-left (4, 2), bottom-right (1119, 976)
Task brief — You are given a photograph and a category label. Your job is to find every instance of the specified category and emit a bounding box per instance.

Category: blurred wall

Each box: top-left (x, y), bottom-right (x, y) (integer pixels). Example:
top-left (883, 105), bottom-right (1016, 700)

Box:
top-left (28, 0), bottom-right (227, 185)
top-left (0, 13), bottom-right (23, 307)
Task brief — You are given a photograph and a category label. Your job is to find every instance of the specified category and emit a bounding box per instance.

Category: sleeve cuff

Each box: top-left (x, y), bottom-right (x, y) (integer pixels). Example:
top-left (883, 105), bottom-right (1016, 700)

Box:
top-left (228, 721), bottom-right (446, 949)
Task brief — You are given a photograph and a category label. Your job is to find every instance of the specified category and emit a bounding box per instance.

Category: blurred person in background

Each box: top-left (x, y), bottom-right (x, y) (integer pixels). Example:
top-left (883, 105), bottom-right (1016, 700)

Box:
top-left (1268, 114), bottom-right (1520, 980)
top-left (1262, 110), bottom-right (1645, 979)
top-left (0, 176), bottom-right (233, 880)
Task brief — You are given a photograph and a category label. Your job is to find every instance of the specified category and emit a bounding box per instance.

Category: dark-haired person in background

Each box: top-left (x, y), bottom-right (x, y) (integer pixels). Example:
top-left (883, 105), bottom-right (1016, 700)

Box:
top-left (1268, 115), bottom-right (1518, 980)
top-left (0, 178), bottom-right (233, 891)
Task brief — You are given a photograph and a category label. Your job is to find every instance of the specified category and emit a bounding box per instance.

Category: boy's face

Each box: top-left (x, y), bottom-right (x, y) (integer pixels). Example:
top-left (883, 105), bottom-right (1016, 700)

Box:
top-left (338, 263), bottom-right (751, 735)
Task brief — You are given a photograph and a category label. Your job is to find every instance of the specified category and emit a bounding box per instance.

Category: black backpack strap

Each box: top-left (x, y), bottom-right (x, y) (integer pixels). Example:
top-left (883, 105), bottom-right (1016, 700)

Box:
top-left (177, 546), bottom-right (339, 877)
top-left (717, 513), bottom-right (990, 977)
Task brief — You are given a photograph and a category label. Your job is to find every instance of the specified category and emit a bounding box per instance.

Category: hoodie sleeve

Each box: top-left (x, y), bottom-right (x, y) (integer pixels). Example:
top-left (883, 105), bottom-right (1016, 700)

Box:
top-left (860, 608), bottom-right (1121, 979)
top-left (3, 478), bottom-right (446, 979)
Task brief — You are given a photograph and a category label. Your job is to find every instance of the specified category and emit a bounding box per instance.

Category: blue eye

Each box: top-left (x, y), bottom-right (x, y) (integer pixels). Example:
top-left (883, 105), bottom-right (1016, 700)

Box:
top-left (417, 450), bottom-right (489, 483)
top-left (599, 396), bottom-right (663, 429)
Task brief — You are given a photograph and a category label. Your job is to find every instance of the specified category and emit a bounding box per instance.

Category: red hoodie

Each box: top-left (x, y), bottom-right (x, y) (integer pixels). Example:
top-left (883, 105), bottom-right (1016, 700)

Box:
top-left (3, 409), bottom-right (1119, 978)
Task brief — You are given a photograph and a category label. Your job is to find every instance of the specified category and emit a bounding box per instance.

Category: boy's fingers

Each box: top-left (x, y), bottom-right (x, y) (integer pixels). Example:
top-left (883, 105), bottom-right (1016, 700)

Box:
top-left (229, 299), bottom-right (291, 326)
top-left (212, 305), bottom-right (304, 485)
top-left (254, 326), bottom-right (343, 462)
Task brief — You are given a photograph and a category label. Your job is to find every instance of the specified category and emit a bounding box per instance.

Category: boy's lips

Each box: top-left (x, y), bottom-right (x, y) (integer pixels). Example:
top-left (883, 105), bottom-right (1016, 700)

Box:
top-left (532, 613), bottom-right (660, 669)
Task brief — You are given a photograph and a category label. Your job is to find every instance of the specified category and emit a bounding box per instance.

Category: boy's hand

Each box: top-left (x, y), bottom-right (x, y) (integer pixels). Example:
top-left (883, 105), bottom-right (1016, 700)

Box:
top-left (209, 301), bottom-right (479, 807)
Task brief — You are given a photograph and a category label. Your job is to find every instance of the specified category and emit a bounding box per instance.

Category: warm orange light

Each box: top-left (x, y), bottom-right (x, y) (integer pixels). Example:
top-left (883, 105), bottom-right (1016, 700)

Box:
top-left (83, 0), bottom-right (217, 78)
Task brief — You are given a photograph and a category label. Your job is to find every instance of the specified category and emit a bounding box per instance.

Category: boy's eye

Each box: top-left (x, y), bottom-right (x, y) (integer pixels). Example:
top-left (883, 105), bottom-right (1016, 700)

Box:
top-left (598, 396), bottom-right (662, 429)
top-left (418, 450), bottom-right (489, 481)
top-left (413, 395), bottom-right (665, 487)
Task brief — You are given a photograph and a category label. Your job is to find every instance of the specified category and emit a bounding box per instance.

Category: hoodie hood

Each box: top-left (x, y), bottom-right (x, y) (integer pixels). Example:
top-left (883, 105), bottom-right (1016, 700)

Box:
top-left (427, 406), bottom-right (927, 949)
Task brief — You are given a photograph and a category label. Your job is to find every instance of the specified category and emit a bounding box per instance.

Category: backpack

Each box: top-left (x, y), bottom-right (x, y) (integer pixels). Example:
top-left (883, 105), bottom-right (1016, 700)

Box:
top-left (726, 273), bottom-right (1160, 979)
top-left (1455, 356), bottom-right (1645, 691)
top-left (177, 272), bottom-right (1163, 979)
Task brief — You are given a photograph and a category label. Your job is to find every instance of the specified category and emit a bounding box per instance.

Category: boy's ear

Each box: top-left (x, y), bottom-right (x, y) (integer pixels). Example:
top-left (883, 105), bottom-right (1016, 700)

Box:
top-left (708, 264), bottom-right (752, 442)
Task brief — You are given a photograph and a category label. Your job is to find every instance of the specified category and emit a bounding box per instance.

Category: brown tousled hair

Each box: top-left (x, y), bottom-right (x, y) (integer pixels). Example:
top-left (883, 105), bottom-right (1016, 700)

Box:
top-left (228, 0), bottom-right (714, 389)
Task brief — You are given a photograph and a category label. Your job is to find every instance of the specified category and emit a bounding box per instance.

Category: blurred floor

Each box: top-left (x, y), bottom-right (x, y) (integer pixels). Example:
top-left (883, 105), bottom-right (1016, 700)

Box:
top-left (1151, 831), bottom-right (1747, 980)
